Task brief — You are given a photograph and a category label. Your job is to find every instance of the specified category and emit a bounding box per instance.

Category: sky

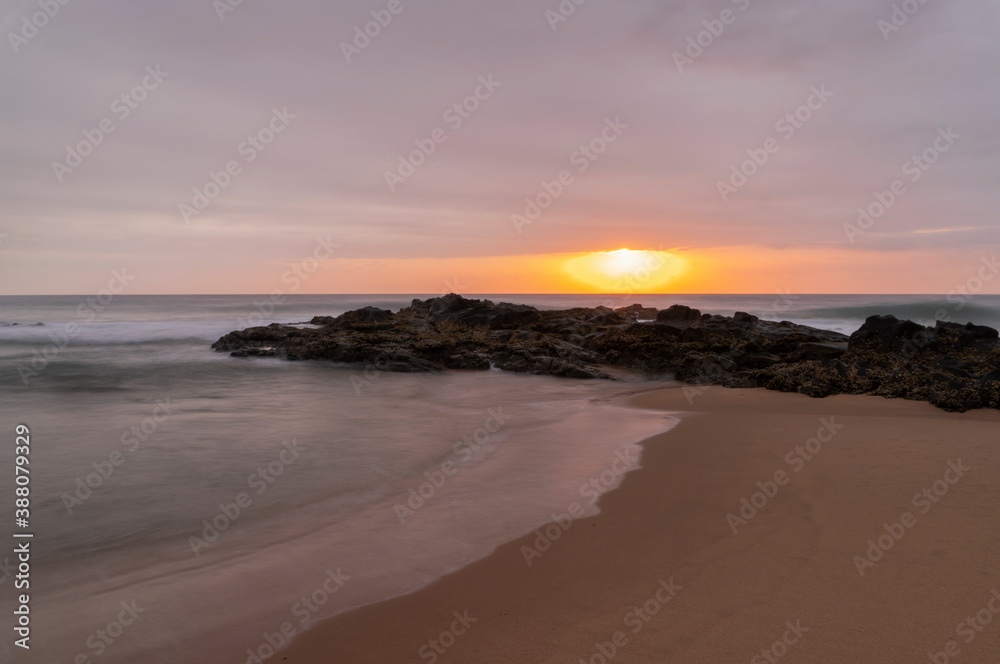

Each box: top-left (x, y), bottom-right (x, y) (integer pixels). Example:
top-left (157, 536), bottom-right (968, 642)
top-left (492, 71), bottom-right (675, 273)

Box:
top-left (2, 0), bottom-right (998, 295)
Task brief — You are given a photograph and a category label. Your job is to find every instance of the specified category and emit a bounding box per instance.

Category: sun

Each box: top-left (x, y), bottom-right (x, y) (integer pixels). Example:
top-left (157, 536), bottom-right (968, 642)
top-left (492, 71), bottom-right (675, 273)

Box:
top-left (563, 249), bottom-right (686, 293)
top-left (602, 248), bottom-right (652, 278)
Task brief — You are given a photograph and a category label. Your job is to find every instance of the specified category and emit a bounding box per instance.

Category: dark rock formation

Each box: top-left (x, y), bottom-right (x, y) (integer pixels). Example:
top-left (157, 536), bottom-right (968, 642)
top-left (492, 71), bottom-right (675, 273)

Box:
top-left (729, 316), bottom-right (1000, 412)
top-left (657, 305), bottom-right (702, 324)
top-left (313, 306), bottom-right (395, 331)
top-left (616, 304), bottom-right (659, 322)
top-left (212, 297), bottom-right (1000, 412)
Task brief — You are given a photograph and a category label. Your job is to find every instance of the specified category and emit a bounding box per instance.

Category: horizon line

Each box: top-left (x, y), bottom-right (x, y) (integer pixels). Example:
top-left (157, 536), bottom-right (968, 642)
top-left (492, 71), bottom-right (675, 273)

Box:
top-left (0, 293), bottom-right (989, 298)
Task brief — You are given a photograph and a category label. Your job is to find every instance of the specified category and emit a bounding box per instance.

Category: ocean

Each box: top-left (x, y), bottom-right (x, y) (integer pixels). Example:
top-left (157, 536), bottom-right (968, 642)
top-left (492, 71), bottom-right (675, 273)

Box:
top-left (1, 294), bottom-right (998, 663)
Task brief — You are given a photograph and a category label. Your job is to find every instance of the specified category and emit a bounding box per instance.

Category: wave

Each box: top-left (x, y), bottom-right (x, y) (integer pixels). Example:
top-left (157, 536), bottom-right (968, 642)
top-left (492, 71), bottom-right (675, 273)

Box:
top-left (786, 300), bottom-right (1000, 328)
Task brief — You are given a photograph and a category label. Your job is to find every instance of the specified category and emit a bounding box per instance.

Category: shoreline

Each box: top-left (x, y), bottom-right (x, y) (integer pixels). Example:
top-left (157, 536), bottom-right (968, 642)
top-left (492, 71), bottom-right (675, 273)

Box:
top-left (275, 385), bottom-right (1000, 664)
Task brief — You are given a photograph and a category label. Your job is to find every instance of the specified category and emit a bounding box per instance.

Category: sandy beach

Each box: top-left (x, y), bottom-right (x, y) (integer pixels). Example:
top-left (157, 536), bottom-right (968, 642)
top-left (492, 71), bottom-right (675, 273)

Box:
top-left (279, 385), bottom-right (1000, 664)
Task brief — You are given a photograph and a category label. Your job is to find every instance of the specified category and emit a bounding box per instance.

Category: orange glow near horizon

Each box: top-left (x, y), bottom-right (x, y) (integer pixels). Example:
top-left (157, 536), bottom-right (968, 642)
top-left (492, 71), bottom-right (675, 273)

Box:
top-left (562, 249), bottom-right (688, 293)
top-left (129, 246), bottom-right (1000, 296)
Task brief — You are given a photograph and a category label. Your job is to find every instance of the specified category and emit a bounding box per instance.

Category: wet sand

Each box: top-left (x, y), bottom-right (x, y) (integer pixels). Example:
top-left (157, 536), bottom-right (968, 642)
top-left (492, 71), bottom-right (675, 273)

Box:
top-left (279, 386), bottom-right (1000, 664)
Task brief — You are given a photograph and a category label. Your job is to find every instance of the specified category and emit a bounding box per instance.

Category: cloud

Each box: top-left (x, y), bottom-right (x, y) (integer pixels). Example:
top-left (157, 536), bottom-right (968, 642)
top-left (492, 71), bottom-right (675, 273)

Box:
top-left (1, 0), bottom-right (998, 293)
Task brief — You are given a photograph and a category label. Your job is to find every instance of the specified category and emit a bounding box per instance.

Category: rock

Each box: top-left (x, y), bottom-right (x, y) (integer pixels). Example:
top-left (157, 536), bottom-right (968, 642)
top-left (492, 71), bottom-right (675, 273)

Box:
top-left (849, 315), bottom-right (930, 354)
top-left (511, 330), bottom-right (541, 342)
top-left (486, 303), bottom-right (543, 330)
top-left (408, 295), bottom-right (542, 330)
top-left (819, 358), bottom-right (850, 379)
top-left (936, 320), bottom-right (999, 341)
top-left (981, 370), bottom-right (1000, 383)
top-left (934, 357), bottom-right (973, 379)
top-left (657, 305), bottom-right (702, 324)
top-left (332, 306), bottom-right (395, 330)
top-left (789, 342), bottom-right (848, 362)
top-left (212, 295), bottom-right (1000, 412)
top-left (616, 304), bottom-right (659, 321)
top-left (738, 353), bottom-right (784, 369)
